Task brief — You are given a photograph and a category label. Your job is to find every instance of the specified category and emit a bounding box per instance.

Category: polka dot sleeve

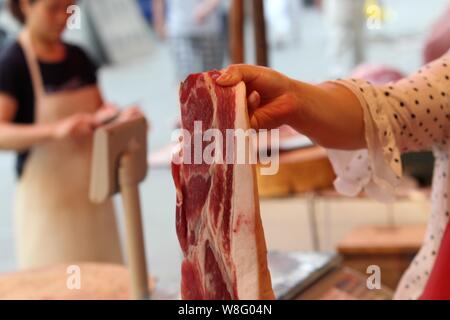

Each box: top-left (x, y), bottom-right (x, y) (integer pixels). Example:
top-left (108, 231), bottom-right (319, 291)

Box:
top-left (326, 55), bottom-right (450, 202)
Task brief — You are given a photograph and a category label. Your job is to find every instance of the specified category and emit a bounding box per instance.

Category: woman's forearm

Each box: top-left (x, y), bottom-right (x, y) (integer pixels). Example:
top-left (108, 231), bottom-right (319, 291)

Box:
top-left (291, 80), bottom-right (366, 150)
top-left (0, 123), bottom-right (55, 151)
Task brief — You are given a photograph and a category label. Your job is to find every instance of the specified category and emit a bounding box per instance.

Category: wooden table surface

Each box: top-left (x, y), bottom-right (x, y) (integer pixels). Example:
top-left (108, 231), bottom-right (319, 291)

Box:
top-left (338, 225), bottom-right (427, 255)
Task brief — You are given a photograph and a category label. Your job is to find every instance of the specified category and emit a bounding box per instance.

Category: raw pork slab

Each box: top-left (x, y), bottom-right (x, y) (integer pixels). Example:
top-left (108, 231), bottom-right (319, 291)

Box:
top-left (172, 71), bottom-right (274, 300)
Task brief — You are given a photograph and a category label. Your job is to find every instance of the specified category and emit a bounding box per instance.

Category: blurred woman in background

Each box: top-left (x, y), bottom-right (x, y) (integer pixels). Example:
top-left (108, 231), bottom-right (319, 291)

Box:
top-left (0, 0), bottom-right (124, 269)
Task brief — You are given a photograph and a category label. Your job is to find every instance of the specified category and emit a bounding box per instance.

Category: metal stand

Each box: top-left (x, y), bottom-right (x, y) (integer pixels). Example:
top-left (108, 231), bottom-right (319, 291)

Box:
top-left (306, 192), bottom-right (320, 252)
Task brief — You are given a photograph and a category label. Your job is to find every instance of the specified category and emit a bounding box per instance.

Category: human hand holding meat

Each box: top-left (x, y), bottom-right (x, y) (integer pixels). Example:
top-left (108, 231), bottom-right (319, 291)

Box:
top-left (217, 64), bottom-right (366, 150)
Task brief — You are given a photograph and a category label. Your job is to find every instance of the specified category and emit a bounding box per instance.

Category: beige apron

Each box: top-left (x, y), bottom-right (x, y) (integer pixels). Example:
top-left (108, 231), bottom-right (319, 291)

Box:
top-left (14, 31), bottom-right (123, 269)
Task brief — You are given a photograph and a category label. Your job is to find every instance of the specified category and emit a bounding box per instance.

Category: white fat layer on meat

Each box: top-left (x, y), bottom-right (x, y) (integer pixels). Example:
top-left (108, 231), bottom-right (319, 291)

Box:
top-left (230, 82), bottom-right (264, 300)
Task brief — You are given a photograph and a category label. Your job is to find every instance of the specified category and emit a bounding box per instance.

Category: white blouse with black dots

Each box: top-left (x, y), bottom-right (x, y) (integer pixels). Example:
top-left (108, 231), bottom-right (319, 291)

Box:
top-left (326, 55), bottom-right (450, 300)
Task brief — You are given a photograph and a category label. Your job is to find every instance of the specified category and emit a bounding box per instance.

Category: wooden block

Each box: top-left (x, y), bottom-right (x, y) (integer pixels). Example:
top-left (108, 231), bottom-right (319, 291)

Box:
top-left (337, 225), bottom-right (427, 289)
top-left (338, 225), bottom-right (426, 255)
top-left (257, 146), bottom-right (336, 198)
top-left (90, 115), bottom-right (148, 203)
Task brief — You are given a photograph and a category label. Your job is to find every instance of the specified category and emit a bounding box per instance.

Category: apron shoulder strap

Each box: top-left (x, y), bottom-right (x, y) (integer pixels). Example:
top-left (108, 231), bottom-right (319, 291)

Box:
top-left (18, 31), bottom-right (45, 99)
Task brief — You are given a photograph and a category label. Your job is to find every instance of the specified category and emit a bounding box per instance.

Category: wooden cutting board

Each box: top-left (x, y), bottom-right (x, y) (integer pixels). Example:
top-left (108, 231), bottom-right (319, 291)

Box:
top-left (0, 263), bottom-right (154, 300)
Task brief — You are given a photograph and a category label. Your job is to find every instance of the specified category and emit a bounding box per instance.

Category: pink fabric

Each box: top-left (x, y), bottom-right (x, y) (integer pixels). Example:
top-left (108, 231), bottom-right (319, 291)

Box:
top-left (351, 64), bottom-right (404, 85)
top-left (423, 4), bottom-right (450, 63)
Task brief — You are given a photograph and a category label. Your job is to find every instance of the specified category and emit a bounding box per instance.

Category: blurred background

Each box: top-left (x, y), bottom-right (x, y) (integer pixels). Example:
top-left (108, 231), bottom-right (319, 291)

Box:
top-left (0, 0), bottom-right (448, 295)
